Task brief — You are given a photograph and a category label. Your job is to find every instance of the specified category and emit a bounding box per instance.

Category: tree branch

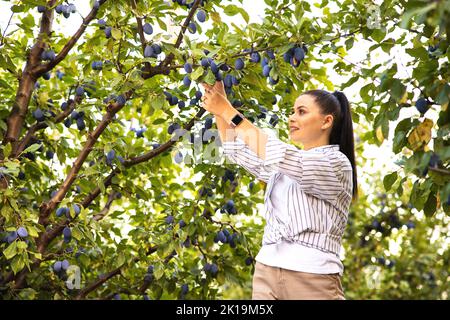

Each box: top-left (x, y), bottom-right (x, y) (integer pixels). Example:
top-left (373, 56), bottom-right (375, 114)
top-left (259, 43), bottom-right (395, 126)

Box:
top-left (3, 0), bottom-right (57, 156)
top-left (93, 190), bottom-right (118, 221)
top-left (15, 96), bottom-right (80, 157)
top-left (32, 0), bottom-right (108, 76)
top-left (74, 245), bottom-right (159, 299)
top-left (429, 166), bottom-right (450, 175)
top-left (37, 91), bottom-right (132, 227)
top-left (0, 12), bottom-right (14, 47)
top-left (6, 106), bottom-right (206, 290)
top-left (74, 265), bottom-right (123, 300)
top-left (167, 0), bottom-right (202, 61)
top-left (130, 0), bottom-right (147, 54)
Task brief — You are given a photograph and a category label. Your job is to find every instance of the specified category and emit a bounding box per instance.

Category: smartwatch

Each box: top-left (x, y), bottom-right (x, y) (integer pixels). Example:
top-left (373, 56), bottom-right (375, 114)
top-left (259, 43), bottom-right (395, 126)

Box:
top-left (230, 112), bottom-right (244, 127)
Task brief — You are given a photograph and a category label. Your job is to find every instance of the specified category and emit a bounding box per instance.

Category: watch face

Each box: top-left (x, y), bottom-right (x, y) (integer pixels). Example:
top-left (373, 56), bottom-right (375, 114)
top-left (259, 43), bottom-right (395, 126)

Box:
top-left (231, 114), bottom-right (244, 126)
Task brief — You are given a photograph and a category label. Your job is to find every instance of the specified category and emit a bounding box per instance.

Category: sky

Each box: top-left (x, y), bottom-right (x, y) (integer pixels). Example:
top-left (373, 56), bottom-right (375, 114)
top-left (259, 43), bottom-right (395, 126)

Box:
top-left (0, 1), bottom-right (443, 219)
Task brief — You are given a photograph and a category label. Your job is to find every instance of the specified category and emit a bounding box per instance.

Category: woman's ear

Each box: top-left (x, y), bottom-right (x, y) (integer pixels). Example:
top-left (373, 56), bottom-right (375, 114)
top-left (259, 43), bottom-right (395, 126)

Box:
top-left (321, 114), bottom-right (334, 130)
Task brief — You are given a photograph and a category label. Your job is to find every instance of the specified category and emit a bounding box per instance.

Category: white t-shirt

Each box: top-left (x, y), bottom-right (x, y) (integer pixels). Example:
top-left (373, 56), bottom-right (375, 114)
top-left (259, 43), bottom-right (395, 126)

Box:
top-left (255, 174), bottom-right (344, 276)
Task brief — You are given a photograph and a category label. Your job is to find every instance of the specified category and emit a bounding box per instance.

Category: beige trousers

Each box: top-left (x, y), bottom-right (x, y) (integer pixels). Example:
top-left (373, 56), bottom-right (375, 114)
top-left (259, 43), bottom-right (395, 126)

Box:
top-left (252, 261), bottom-right (345, 300)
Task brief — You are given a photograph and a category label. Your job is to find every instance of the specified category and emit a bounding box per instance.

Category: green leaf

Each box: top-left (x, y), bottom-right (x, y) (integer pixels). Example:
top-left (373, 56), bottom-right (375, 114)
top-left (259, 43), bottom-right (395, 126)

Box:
top-left (204, 70), bottom-right (216, 85)
top-left (21, 143), bottom-right (41, 154)
top-left (405, 47), bottom-right (428, 60)
top-left (236, 7), bottom-right (249, 23)
top-left (27, 225), bottom-right (39, 238)
top-left (191, 67), bottom-right (205, 81)
top-left (21, 14), bottom-right (35, 29)
top-left (9, 198), bottom-right (19, 212)
top-left (152, 118), bottom-right (166, 125)
top-left (390, 79), bottom-right (406, 101)
top-left (153, 95), bottom-right (165, 110)
top-left (3, 241), bottom-right (18, 260)
top-left (345, 37), bottom-right (354, 50)
top-left (395, 118), bottom-right (413, 134)
top-left (435, 83), bottom-right (450, 105)
top-left (111, 28), bottom-right (122, 40)
top-left (17, 240), bottom-right (28, 250)
top-left (72, 226), bottom-right (83, 241)
top-left (99, 179), bottom-right (105, 194)
top-left (341, 76), bottom-right (359, 89)
top-left (154, 265), bottom-right (164, 280)
top-left (383, 172), bottom-right (398, 192)
top-left (10, 5), bottom-right (25, 12)
top-left (400, 3), bottom-right (437, 29)
top-left (371, 28), bottom-right (386, 43)
top-left (11, 255), bottom-right (25, 274)
top-left (116, 251), bottom-right (126, 266)
top-left (393, 131), bottom-right (407, 154)
top-left (423, 193), bottom-right (437, 217)
top-left (380, 38), bottom-right (396, 53)
top-left (223, 5), bottom-right (240, 16)
top-left (156, 17), bottom-right (167, 31)
top-left (3, 143), bottom-right (12, 158)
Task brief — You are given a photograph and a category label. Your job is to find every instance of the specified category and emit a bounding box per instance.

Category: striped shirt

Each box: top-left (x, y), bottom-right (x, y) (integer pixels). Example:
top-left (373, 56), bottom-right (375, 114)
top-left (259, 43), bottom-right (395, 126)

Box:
top-left (222, 132), bottom-right (353, 257)
top-left (255, 172), bottom-right (344, 275)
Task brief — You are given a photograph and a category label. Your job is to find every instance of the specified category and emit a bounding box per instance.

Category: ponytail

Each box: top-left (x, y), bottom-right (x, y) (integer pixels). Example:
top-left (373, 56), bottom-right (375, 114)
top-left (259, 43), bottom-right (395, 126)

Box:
top-left (301, 89), bottom-right (358, 202)
top-left (331, 91), bottom-right (358, 202)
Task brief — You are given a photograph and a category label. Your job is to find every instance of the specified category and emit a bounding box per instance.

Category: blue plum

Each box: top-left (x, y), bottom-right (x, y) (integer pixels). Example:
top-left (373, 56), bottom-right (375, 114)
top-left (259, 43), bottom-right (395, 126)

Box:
top-left (143, 23), bottom-right (153, 35)
top-left (197, 10), bottom-right (206, 22)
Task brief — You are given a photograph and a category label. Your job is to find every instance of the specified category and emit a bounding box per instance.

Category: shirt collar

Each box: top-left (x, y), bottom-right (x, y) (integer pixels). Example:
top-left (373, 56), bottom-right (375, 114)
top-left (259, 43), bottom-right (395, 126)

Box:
top-left (306, 144), bottom-right (340, 152)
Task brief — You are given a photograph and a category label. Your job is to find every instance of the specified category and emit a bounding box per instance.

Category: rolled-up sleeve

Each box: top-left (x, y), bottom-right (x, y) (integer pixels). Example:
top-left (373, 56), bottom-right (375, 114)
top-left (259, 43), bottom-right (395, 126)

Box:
top-left (263, 135), bottom-right (344, 202)
top-left (222, 137), bottom-right (273, 183)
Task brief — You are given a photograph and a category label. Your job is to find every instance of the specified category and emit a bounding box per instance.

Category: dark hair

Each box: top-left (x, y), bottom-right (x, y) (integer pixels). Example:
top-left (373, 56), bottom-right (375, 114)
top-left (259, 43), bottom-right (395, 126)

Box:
top-left (301, 89), bottom-right (358, 202)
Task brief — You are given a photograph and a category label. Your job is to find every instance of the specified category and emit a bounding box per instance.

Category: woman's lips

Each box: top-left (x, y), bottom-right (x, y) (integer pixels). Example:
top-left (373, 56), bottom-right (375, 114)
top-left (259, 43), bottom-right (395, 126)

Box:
top-left (290, 127), bottom-right (299, 132)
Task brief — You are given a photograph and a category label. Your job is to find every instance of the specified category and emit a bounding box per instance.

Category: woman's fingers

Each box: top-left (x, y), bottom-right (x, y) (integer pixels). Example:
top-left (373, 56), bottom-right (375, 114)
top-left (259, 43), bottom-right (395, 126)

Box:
top-left (213, 80), bottom-right (225, 92)
top-left (214, 80), bottom-right (224, 90)
top-left (201, 82), bottom-right (213, 92)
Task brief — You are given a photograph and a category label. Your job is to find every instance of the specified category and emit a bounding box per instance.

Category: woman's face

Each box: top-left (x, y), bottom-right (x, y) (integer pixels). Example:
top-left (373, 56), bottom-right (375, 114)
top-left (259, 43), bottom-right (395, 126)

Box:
top-left (288, 94), bottom-right (333, 146)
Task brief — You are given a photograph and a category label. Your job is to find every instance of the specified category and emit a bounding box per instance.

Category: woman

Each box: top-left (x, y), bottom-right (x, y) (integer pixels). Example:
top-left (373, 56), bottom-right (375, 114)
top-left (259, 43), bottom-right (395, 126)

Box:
top-left (200, 80), bottom-right (358, 300)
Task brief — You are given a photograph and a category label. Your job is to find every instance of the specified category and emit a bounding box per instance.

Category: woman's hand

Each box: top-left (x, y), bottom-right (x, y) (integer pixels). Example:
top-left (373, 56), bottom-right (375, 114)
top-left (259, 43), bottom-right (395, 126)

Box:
top-left (200, 81), bottom-right (232, 117)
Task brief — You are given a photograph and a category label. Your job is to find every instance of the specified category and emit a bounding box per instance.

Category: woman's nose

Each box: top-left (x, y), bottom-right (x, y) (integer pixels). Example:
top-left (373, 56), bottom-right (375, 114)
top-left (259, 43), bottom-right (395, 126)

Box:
top-left (289, 113), bottom-right (296, 122)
